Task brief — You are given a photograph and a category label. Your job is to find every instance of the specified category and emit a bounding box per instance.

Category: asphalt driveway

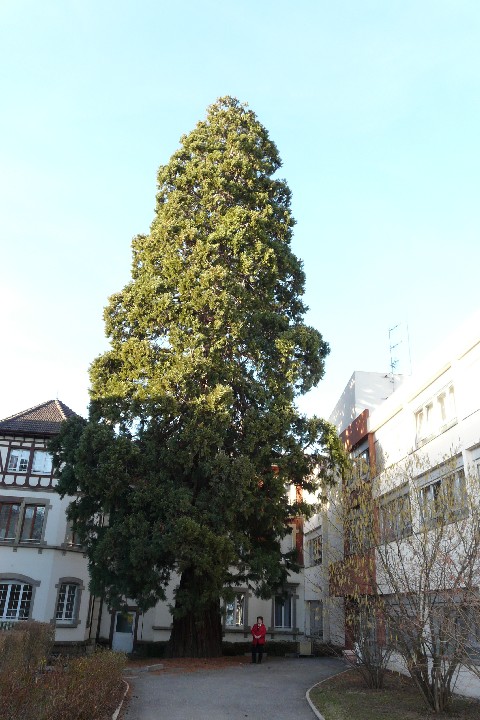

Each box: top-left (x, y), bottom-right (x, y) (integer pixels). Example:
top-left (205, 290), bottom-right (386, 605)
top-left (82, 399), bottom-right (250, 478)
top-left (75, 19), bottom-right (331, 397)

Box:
top-left (124, 656), bottom-right (344, 720)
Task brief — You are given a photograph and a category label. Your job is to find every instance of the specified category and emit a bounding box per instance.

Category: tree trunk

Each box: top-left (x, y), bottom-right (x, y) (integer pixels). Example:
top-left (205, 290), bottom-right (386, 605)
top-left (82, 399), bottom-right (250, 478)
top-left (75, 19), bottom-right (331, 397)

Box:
top-left (165, 570), bottom-right (223, 657)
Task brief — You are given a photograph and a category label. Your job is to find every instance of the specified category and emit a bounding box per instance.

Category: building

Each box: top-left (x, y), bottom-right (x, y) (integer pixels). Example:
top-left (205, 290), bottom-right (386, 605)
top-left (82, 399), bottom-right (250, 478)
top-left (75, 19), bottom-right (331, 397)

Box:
top-left (303, 371), bottom-right (402, 648)
top-left (0, 400), bottom-right (97, 651)
top-left (318, 310), bottom-right (480, 697)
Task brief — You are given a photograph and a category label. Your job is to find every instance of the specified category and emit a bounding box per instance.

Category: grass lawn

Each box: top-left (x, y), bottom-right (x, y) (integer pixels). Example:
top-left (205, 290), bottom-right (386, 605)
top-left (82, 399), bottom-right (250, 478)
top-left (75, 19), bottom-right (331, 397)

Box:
top-left (309, 670), bottom-right (480, 720)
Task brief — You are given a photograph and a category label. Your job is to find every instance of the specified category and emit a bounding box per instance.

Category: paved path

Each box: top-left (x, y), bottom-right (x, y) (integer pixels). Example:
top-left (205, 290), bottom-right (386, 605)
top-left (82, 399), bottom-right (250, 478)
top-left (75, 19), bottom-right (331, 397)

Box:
top-left (124, 656), bottom-right (344, 720)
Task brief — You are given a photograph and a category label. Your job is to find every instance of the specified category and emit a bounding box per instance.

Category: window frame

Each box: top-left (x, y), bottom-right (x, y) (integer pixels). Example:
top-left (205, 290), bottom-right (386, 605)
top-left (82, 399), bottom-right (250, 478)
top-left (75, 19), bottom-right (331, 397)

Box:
top-left (5, 447), bottom-right (54, 476)
top-left (379, 487), bottom-right (412, 543)
top-left (274, 594), bottom-right (292, 629)
top-left (270, 585), bottom-right (299, 633)
top-left (6, 448), bottom-right (31, 473)
top-left (0, 496), bottom-right (50, 546)
top-left (415, 384), bottom-right (457, 447)
top-left (53, 577), bottom-right (84, 628)
top-left (347, 503), bottom-right (372, 555)
top-left (31, 450), bottom-right (53, 475)
top-left (306, 532), bottom-right (323, 566)
top-left (20, 504), bottom-right (46, 543)
top-left (0, 574), bottom-right (40, 622)
top-left (0, 501), bottom-right (21, 541)
top-left (419, 468), bottom-right (468, 526)
top-left (224, 591), bottom-right (247, 629)
top-left (62, 521), bottom-right (83, 549)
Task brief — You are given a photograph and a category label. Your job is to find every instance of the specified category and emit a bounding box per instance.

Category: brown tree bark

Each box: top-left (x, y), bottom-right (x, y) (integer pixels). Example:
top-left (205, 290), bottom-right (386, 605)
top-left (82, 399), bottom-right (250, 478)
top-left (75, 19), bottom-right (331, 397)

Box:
top-left (165, 570), bottom-right (223, 657)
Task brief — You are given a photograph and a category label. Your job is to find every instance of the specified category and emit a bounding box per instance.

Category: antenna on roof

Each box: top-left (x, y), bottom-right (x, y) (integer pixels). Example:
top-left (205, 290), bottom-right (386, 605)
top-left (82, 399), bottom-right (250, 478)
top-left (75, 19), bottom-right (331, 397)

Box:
top-left (388, 324), bottom-right (403, 392)
top-left (389, 322), bottom-right (413, 389)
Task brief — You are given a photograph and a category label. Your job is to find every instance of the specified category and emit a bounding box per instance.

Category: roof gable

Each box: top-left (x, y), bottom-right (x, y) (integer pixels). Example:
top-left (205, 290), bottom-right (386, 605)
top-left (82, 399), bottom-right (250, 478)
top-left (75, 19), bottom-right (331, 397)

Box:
top-left (0, 399), bottom-right (77, 436)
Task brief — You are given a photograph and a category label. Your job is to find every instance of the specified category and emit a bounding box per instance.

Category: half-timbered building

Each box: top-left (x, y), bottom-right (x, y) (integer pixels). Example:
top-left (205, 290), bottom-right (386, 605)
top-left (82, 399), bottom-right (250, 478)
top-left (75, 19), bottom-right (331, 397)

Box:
top-left (0, 400), bottom-right (95, 650)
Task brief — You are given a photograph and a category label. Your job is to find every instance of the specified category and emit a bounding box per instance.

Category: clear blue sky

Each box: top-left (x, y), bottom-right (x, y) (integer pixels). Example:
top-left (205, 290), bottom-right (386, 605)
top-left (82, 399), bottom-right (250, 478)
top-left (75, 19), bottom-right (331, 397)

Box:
top-left (1, 0), bottom-right (479, 421)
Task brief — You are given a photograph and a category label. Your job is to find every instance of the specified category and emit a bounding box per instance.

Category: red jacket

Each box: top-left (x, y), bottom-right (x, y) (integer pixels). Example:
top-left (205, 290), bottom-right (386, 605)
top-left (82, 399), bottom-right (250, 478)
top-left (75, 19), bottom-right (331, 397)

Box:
top-left (251, 622), bottom-right (267, 645)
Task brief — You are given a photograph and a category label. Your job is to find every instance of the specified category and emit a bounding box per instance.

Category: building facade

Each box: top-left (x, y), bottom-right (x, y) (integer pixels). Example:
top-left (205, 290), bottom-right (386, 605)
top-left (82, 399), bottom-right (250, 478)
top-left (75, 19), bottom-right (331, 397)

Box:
top-left (320, 311), bottom-right (480, 696)
top-left (0, 400), bottom-right (97, 650)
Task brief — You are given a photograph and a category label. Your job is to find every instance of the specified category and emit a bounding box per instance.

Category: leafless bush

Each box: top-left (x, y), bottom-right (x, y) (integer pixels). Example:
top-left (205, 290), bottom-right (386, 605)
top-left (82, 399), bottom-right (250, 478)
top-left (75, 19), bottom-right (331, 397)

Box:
top-left (0, 620), bottom-right (54, 675)
top-left (0, 622), bottom-right (54, 720)
top-left (41, 650), bottom-right (126, 720)
top-left (0, 623), bottom-right (125, 720)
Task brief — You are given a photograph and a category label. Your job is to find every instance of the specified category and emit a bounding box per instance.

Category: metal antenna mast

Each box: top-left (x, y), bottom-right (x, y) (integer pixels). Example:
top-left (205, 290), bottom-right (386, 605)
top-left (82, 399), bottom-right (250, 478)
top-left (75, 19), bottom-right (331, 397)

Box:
top-left (389, 324), bottom-right (400, 390)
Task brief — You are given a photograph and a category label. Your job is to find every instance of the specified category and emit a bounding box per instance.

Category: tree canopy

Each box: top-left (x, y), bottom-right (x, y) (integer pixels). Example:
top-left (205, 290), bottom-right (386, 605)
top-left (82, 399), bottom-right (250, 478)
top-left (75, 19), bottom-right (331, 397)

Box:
top-left (50, 97), bottom-right (340, 656)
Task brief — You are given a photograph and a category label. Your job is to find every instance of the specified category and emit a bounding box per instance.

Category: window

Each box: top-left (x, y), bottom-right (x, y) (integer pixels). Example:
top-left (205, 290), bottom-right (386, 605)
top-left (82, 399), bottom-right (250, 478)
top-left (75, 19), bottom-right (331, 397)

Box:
top-left (354, 448), bottom-right (370, 480)
top-left (420, 469), bottom-right (467, 524)
top-left (0, 500), bottom-right (46, 544)
top-left (20, 505), bottom-right (46, 542)
top-left (31, 451), bottom-right (52, 475)
top-left (55, 583), bottom-right (79, 624)
top-left (65, 522), bottom-right (82, 547)
top-left (53, 578), bottom-right (83, 627)
top-left (225, 593), bottom-right (245, 627)
top-left (379, 490), bottom-right (412, 542)
top-left (0, 502), bottom-right (21, 540)
top-left (415, 385), bottom-right (456, 446)
top-left (438, 392), bottom-right (447, 422)
top-left (444, 470), bottom-right (467, 509)
top-left (7, 449), bottom-right (30, 473)
top-left (6, 449), bottom-right (53, 475)
top-left (347, 447), bottom-right (370, 487)
top-left (348, 504), bottom-right (372, 554)
top-left (0, 582), bottom-right (32, 620)
top-left (308, 534), bottom-right (323, 565)
top-left (421, 480), bottom-right (442, 521)
top-left (274, 595), bottom-right (292, 628)
top-left (415, 404), bottom-right (433, 440)
top-left (464, 606), bottom-right (480, 648)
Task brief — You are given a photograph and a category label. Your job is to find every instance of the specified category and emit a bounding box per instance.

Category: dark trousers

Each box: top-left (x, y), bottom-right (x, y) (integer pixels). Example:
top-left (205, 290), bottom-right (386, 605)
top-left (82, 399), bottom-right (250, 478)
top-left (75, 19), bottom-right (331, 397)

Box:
top-left (252, 643), bottom-right (264, 663)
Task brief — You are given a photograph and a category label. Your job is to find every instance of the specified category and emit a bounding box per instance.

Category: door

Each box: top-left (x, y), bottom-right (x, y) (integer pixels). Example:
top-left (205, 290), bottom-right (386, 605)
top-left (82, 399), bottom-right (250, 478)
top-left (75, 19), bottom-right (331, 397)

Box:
top-left (309, 600), bottom-right (323, 638)
top-left (112, 610), bottom-right (136, 653)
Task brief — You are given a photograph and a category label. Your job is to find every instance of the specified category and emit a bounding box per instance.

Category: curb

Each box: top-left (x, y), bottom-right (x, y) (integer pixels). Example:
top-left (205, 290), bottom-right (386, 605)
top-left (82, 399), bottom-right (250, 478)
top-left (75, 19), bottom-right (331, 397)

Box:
top-left (305, 668), bottom-right (351, 720)
top-left (124, 662), bottom-right (164, 674)
top-left (112, 679), bottom-right (129, 720)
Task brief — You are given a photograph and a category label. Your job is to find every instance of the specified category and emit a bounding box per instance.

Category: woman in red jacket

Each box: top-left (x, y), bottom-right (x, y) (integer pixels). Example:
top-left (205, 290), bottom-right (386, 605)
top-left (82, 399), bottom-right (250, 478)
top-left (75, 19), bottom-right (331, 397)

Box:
top-left (251, 616), bottom-right (267, 664)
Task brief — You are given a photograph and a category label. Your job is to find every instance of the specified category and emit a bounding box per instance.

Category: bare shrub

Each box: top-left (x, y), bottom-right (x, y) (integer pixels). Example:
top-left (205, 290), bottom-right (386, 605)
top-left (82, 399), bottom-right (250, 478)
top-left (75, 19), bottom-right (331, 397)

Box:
top-left (41, 650), bottom-right (127, 720)
top-left (0, 621), bottom-right (54, 674)
top-left (0, 623), bottom-right (125, 720)
top-left (330, 453), bottom-right (480, 712)
top-left (0, 622), bottom-right (54, 720)
top-left (346, 597), bottom-right (393, 689)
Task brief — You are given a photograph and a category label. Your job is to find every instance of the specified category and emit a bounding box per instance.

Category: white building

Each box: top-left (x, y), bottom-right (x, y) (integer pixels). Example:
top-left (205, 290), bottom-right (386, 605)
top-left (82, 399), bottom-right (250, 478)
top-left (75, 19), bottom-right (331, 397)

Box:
top-left (0, 400), bottom-right (96, 650)
top-left (309, 310), bottom-right (480, 695)
top-left (303, 371), bottom-right (403, 647)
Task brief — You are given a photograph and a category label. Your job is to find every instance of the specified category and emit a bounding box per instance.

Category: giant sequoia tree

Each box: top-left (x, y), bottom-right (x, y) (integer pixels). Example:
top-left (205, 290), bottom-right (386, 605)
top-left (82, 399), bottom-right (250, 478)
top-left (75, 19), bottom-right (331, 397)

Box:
top-left (51, 97), bottom-right (340, 657)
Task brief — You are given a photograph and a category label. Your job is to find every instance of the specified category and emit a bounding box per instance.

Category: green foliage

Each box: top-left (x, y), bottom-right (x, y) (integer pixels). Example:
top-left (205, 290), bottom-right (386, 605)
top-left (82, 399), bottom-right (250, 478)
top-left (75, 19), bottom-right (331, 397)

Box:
top-left (50, 97), bottom-right (340, 647)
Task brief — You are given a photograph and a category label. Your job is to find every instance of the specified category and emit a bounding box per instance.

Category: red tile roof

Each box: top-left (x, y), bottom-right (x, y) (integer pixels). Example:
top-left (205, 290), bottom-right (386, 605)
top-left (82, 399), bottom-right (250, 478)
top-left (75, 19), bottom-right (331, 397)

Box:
top-left (0, 400), bottom-right (77, 436)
